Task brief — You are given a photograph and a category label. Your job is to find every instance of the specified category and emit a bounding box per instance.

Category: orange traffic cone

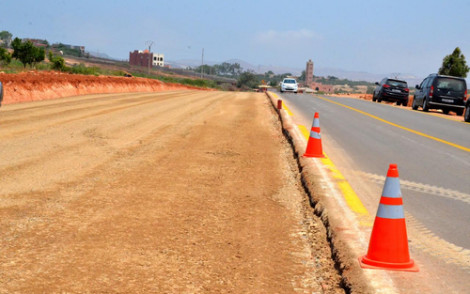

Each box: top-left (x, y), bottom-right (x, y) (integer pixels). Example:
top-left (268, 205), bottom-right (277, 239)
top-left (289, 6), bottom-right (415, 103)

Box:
top-left (359, 164), bottom-right (418, 272)
top-left (303, 112), bottom-right (325, 158)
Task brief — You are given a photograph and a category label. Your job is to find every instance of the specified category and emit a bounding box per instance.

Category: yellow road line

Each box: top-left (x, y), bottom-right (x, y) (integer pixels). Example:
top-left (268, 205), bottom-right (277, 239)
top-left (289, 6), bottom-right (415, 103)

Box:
top-left (282, 103), bottom-right (293, 116)
top-left (298, 125), bottom-right (371, 226)
top-left (318, 96), bottom-right (470, 153)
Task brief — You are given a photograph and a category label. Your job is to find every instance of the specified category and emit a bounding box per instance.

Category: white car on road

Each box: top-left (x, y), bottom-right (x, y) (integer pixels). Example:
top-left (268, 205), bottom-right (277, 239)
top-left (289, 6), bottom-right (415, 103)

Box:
top-left (280, 78), bottom-right (298, 93)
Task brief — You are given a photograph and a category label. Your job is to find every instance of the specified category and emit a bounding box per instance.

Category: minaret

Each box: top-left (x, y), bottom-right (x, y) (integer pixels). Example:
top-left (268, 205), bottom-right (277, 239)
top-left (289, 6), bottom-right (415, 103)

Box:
top-left (306, 59), bottom-right (314, 86)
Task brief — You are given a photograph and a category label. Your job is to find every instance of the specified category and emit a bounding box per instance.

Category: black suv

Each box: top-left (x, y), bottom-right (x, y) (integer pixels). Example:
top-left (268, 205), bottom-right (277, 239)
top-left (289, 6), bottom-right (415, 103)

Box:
top-left (372, 78), bottom-right (409, 106)
top-left (0, 81), bottom-right (3, 107)
top-left (412, 74), bottom-right (467, 115)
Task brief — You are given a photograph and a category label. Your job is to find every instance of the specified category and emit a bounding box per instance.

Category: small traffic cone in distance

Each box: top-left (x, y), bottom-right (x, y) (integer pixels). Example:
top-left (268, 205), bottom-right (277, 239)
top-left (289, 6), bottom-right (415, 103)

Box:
top-left (359, 164), bottom-right (418, 272)
top-left (303, 112), bottom-right (325, 158)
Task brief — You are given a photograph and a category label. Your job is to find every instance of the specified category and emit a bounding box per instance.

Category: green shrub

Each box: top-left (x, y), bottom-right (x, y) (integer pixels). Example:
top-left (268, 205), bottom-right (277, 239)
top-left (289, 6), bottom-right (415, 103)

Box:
top-left (48, 51), bottom-right (66, 71)
top-left (65, 63), bottom-right (100, 75)
top-left (0, 47), bottom-right (11, 65)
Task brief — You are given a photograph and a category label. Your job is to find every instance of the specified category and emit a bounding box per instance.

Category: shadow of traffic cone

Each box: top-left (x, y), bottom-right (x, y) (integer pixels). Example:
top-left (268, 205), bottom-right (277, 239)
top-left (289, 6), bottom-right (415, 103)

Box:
top-left (359, 164), bottom-right (418, 272)
top-left (303, 112), bottom-right (325, 158)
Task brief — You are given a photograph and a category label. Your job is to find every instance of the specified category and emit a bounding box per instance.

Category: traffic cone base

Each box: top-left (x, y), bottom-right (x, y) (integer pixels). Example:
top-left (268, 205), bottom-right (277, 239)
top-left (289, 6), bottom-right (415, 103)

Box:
top-left (303, 152), bottom-right (325, 158)
top-left (359, 256), bottom-right (418, 272)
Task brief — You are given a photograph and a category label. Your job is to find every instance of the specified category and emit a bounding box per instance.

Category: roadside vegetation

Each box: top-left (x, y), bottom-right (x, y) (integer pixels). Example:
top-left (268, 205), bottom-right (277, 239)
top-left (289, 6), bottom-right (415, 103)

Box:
top-left (0, 31), bottom-right (222, 90)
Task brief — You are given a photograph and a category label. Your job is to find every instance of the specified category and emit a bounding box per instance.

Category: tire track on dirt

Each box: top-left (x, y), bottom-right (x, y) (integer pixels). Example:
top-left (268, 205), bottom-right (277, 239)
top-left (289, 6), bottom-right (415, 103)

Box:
top-left (0, 91), bottom-right (198, 138)
top-left (0, 91), bottom-right (190, 122)
top-left (0, 91), bottom-right (226, 195)
top-left (0, 90), bottom-right (227, 250)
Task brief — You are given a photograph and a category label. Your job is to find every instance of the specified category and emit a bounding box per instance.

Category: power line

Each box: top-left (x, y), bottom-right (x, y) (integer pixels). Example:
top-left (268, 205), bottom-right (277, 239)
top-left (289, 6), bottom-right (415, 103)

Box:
top-left (146, 40), bottom-right (154, 75)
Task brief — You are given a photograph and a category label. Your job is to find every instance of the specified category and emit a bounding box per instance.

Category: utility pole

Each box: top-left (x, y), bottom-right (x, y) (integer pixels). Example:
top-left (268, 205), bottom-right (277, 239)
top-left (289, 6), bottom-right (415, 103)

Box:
top-left (146, 40), bottom-right (154, 75)
top-left (201, 48), bottom-right (204, 79)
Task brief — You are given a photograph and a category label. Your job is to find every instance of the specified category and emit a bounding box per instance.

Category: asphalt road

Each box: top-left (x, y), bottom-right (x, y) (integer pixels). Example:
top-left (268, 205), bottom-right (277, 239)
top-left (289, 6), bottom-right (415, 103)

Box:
top-left (278, 91), bottom-right (470, 287)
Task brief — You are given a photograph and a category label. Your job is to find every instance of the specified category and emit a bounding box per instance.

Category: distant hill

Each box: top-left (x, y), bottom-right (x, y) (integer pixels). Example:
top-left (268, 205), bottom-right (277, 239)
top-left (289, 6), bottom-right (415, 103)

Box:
top-left (88, 51), bottom-right (120, 60)
top-left (167, 58), bottom-right (424, 85)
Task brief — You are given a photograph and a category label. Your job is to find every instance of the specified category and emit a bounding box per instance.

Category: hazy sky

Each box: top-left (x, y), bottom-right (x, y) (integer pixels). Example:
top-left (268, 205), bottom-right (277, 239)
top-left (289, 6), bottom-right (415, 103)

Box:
top-left (2, 0), bottom-right (470, 77)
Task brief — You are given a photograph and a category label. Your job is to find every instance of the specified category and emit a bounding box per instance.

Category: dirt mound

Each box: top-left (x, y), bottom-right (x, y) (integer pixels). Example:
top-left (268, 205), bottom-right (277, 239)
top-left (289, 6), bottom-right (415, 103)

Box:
top-left (0, 71), bottom-right (201, 105)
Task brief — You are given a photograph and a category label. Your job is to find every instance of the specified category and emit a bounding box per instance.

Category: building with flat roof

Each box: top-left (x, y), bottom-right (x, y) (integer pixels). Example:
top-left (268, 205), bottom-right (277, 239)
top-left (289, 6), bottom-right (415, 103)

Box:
top-left (129, 50), bottom-right (165, 68)
top-left (153, 53), bottom-right (164, 67)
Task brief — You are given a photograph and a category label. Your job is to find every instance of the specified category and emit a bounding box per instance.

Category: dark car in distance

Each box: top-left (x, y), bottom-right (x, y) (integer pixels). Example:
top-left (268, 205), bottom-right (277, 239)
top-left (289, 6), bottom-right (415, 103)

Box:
top-left (372, 78), bottom-right (409, 106)
top-left (464, 96), bottom-right (470, 122)
top-left (0, 81), bottom-right (3, 107)
top-left (412, 74), bottom-right (467, 116)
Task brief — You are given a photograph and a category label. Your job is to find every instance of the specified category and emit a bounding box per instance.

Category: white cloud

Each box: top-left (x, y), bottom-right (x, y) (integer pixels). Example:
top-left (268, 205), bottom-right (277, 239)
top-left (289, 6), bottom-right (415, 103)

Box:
top-left (255, 29), bottom-right (321, 44)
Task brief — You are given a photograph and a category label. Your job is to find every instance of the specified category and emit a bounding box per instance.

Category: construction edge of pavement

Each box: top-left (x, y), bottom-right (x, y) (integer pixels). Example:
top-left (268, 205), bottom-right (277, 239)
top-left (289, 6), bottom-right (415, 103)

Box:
top-left (266, 91), bottom-right (401, 294)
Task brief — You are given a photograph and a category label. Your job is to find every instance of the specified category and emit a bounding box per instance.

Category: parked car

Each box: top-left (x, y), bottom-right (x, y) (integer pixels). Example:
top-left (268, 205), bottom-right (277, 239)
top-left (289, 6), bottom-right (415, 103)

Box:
top-left (412, 74), bottom-right (467, 115)
top-left (280, 78), bottom-right (298, 93)
top-left (464, 97), bottom-right (470, 122)
top-left (0, 81), bottom-right (3, 107)
top-left (372, 78), bottom-right (409, 106)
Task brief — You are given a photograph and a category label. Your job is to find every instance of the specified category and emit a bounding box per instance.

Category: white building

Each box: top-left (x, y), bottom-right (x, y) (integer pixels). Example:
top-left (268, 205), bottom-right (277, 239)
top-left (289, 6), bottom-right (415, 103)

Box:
top-left (153, 53), bottom-right (164, 67)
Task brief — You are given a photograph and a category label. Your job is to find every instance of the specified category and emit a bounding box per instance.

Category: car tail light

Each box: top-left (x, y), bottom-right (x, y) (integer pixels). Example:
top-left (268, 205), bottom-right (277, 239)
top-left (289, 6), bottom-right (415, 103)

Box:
top-left (464, 89), bottom-right (468, 102)
top-left (383, 84), bottom-right (390, 88)
top-left (430, 86), bottom-right (434, 98)
top-left (405, 88), bottom-right (409, 92)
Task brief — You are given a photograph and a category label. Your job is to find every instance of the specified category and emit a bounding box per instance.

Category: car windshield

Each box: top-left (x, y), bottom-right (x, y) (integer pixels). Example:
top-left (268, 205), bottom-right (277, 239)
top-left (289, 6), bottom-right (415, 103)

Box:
top-left (436, 78), bottom-right (466, 92)
top-left (387, 80), bottom-right (407, 88)
top-left (284, 79), bottom-right (296, 84)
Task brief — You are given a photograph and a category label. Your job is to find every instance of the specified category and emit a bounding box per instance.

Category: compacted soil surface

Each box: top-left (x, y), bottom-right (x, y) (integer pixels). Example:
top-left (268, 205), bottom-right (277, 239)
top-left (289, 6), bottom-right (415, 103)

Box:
top-left (0, 91), bottom-right (344, 293)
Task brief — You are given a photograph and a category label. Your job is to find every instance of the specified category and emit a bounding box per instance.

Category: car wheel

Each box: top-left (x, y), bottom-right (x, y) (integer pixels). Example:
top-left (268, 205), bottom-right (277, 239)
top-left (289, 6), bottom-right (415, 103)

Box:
top-left (403, 99), bottom-right (409, 107)
top-left (412, 97), bottom-right (418, 110)
top-left (422, 98), bottom-right (429, 112)
top-left (442, 109), bottom-right (450, 115)
top-left (377, 94), bottom-right (382, 103)
top-left (464, 105), bottom-right (470, 122)
top-left (455, 109), bottom-right (463, 116)
top-left (372, 94), bottom-right (377, 102)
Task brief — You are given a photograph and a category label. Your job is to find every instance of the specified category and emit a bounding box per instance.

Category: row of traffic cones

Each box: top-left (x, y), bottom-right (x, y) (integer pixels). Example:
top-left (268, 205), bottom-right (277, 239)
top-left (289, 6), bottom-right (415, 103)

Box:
top-left (301, 111), bottom-right (418, 272)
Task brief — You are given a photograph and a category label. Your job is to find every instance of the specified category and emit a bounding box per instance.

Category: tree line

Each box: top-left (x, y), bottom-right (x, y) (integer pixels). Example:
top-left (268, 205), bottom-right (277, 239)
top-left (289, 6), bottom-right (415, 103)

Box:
top-left (193, 62), bottom-right (243, 77)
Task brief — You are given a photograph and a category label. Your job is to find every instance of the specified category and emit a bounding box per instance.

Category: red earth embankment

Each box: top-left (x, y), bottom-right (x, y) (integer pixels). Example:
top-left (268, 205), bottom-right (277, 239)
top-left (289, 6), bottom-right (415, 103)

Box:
top-left (0, 71), bottom-right (202, 105)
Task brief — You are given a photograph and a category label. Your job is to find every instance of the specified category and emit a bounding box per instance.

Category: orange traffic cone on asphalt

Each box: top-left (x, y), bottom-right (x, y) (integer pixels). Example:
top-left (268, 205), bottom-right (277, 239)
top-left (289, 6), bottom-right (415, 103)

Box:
top-left (303, 112), bottom-right (325, 158)
top-left (359, 164), bottom-right (419, 272)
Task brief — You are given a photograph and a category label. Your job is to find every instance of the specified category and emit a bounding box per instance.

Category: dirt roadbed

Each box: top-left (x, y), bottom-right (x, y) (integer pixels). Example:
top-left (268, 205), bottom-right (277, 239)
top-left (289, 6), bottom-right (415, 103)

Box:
top-left (0, 91), bottom-right (344, 293)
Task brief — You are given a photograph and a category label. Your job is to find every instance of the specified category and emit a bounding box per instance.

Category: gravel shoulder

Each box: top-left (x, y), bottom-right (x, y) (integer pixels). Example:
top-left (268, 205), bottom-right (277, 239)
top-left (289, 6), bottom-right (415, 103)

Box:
top-left (0, 91), bottom-right (344, 293)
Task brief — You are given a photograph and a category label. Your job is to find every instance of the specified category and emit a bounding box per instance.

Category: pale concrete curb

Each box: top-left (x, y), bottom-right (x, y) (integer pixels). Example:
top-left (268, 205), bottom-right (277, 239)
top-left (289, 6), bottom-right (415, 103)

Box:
top-left (266, 91), bottom-right (399, 294)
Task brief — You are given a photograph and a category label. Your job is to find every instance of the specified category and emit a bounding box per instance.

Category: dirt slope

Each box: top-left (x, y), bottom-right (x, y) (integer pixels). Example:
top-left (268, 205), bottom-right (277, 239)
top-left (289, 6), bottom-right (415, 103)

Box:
top-left (0, 71), bottom-right (201, 105)
top-left (0, 91), bottom-right (343, 293)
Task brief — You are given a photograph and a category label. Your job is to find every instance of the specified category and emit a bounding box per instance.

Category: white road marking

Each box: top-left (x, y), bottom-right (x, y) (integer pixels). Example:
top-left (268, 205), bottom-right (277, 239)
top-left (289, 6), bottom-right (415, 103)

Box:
top-left (355, 171), bottom-right (470, 204)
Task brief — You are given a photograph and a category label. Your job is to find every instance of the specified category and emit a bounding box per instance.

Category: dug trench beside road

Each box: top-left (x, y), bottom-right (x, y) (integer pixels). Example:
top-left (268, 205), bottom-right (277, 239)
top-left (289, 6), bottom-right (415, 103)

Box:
top-left (0, 90), bottom-right (344, 293)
